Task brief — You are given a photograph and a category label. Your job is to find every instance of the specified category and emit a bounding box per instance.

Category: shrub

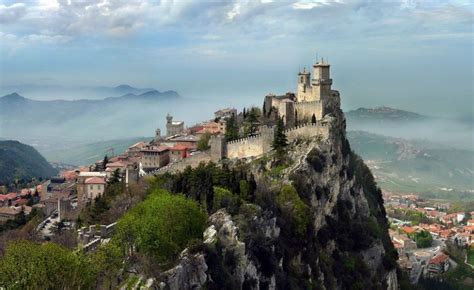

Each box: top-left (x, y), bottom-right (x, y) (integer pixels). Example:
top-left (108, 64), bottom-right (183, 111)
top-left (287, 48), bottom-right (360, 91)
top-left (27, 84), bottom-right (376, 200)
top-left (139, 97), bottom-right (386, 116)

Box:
top-left (276, 184), bottom-right (310, 237)
top-left (213, 186), bottom-right (239, 213)
top-left (0, 240), bottom-right (95, 289)
top-left (114, 189), bottom-right (207, 263)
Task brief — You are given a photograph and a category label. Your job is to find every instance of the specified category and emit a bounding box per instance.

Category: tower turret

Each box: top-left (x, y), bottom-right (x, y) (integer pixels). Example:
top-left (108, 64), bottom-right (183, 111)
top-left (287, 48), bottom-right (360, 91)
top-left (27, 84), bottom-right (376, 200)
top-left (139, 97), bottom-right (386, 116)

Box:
top-left (311, 58), bottom-right (332, 101)
top-left (296, 67), bottom-right (311, 102)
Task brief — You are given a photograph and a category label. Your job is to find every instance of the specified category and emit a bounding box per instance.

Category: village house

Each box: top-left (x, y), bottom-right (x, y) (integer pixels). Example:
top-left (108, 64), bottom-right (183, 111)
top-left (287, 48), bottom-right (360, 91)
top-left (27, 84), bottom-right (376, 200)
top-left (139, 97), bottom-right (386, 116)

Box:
top-left (0, 193), bottom-right (18, 207)
top-left (169, 144), bottom-right (191, 162)
top-left (214, 107), bottom-right (237, 119)
top-left (0, 207), bottom-right (22, 222)
top-left (427, 253), bottom-right (450, 277)
top-left (441, 212), bottom-right (465, 225)
top-left (139, 146), bottom-right (170, 171)
top-left (76, 172), bottom-right (107, 205)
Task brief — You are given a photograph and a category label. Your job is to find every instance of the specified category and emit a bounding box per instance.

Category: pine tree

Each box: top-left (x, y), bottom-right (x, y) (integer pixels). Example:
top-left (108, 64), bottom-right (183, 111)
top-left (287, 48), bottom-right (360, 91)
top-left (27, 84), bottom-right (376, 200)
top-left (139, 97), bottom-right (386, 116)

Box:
top-left (102, 155), bottom-right (109, 170)
top-left (262, 102), bottom-right (266, 117)
top-left (243, 108), bottom-right (247, 118)
top-left (311, 113), bottom-right (317, 124)
top-left (272, 117), bottom-right (288, 158)
top-left (295, 109), bottom-right (298, 126)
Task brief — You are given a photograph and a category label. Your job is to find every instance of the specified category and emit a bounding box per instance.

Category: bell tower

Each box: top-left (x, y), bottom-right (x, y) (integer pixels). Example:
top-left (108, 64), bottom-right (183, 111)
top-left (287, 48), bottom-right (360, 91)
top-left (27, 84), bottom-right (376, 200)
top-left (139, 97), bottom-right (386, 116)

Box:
top-left (311, 58), bottom-right (332, 101)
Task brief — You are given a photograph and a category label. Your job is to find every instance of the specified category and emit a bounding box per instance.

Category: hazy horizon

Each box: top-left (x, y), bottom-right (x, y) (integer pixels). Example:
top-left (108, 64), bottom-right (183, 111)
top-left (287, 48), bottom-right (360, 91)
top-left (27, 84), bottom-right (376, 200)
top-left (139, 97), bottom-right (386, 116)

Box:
top-left (0, 0), bottom-right (473, 119)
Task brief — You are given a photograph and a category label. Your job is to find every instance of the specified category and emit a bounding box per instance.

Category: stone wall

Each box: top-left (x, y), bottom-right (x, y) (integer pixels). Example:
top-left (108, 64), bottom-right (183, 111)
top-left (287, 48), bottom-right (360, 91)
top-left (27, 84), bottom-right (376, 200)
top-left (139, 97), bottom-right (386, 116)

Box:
top-left (226, 122), bottom-right (330, 160)
top-left (153, 151), bottom-right (213, 174)
top-left (295, 101), bottom-right (324, 121)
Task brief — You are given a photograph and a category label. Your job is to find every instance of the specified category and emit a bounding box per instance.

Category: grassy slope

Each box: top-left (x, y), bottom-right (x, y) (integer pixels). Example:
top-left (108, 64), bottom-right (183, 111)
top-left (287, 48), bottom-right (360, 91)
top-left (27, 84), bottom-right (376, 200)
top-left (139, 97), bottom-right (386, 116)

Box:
top-left (40, 137), bottom-right (152, 166)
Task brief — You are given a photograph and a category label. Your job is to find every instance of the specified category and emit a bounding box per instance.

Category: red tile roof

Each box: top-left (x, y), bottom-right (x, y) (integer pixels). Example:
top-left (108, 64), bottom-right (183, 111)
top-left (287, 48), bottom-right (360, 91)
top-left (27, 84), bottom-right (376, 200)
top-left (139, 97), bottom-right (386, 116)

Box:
top-left (84, 177), bottom-right (106, 184)
top-left (429, 253), bottom-right (449, 265)
top-left (401, 226), bottom-right (415, 234)
top-left (13, 198), bottom-right (28, 206)
top-left (0, 193), bottom-right (17, 201)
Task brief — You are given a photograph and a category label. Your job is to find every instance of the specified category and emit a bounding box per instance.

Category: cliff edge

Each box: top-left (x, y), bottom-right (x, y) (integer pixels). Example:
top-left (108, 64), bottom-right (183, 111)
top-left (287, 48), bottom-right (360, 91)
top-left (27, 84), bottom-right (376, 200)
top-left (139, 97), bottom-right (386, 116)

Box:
top-left (156, 107), bottom-right (399, 289)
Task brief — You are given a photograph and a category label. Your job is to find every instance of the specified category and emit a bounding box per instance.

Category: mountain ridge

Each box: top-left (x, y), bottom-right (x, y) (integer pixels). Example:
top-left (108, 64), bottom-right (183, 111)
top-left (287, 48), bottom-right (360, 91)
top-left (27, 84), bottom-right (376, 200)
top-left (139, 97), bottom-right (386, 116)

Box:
top-left (0, 140), bottom-right (57, 185)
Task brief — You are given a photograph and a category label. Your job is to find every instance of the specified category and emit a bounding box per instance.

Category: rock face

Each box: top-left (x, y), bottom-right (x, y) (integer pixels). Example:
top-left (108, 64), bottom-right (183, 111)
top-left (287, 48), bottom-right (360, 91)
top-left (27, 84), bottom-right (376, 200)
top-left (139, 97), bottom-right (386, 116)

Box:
top-left (158, 107), bottom-right (398, 289)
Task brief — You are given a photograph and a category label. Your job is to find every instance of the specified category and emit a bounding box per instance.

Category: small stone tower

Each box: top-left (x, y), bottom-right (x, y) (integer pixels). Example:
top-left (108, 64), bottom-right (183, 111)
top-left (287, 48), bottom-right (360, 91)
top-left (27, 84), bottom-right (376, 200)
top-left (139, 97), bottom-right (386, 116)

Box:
top-left (155, 128), bottom-right (161, 142)
top-left (311, 59), bottom-right (332, 102)
top-left (296, 68), bottom-right (311, 102)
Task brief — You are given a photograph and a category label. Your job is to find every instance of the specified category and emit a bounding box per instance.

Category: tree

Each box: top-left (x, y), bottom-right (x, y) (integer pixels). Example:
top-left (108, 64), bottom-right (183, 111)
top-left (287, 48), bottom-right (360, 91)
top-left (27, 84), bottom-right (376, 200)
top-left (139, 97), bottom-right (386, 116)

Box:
top-left (262, 102), bottom-right (266, 117)
top-left (197, 132), bottom-right (211, 151)
top-left (295, 109), bottom-right (298, 126)
top-left (243, 107), bottom-right (247, 118)
top-left (311, 113), bottom-right (317, 124)
top-left (114, 190), bottom-right (207, 263)
top-left (272, 117), bottom-right (288, 158)
top-left (102, 154), bottom-right (109, 170)
top-left (225, 115), bottom-right (239, 142)
top-left (415, 230), bottom-right (433, 248)
top-left (243, 107), bottom-right (260, 137)
top-left (0, 240), bottom-right (95, 288)
top-left (108, 168), bottom-right (122, 184)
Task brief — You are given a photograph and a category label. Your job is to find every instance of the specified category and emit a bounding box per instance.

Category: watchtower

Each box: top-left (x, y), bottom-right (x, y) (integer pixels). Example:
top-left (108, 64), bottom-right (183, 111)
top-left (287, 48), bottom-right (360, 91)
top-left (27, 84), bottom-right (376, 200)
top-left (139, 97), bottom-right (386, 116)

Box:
top-left (311, 59), bottom-right (332, 102)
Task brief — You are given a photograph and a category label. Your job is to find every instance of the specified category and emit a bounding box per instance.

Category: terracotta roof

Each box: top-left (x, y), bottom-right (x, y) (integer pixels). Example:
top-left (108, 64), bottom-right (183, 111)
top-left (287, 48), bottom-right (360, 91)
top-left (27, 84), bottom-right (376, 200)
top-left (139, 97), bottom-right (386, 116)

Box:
top-left (13, 198), bottom-right (28, 206)
top-left (106, 161), bottom-right (127, 168)
top-left (141, 145), bottom-right (169, 153)
top-left (401, 226), bottom-right (415, 234)
top-left (84, 177), bottom-right (106, 184)
top-left (429, 253), bottom-right (449, 265)
top-left (129, 141), bottom-right (146, 149)
top-left (0, 193), bottom-right (17, 201)
top-left (171, 144), bottom-right (189, 151)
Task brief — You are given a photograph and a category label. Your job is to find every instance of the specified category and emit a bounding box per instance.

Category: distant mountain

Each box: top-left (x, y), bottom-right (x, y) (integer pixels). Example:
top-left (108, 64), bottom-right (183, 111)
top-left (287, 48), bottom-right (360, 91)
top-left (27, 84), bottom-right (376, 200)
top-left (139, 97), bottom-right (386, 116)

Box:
top-left (345, 106), bottom-right (427, 122)
top-left (40, 137), bottom-right (152, 166)
top-left (347, 130), bottom-right (474, 197)
top-left (0, 84), bottom-right (156, 100)
top-left (0, 90), bottom-right (182, 143)
top-left (345, 106), bottom-right (472, 151)
top-left (0, 140), bottom-right (57, 184)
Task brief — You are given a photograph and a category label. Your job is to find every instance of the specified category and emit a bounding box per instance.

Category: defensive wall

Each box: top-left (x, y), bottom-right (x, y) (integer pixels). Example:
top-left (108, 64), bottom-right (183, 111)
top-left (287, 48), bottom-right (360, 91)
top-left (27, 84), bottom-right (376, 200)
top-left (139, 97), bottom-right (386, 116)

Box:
top-left (153, 151), bottom-right (213, 174)
top-left (151, 119), bottom-right (332, 174)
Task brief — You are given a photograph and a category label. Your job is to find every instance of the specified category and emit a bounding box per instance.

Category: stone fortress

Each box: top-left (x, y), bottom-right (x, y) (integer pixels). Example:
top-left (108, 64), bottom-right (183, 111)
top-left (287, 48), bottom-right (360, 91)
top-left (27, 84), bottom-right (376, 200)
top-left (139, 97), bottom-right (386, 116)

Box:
top-left (156, 58), bottom-right (341, 173)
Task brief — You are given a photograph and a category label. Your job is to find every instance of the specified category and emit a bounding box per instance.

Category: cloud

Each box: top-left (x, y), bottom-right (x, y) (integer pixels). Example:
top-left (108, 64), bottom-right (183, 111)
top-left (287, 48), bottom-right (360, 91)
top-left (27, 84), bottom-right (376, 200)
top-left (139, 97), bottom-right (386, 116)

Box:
top-left (0, 3), bottom-right (27, 23)
top-left (292, 0), bottom-right (343, 10)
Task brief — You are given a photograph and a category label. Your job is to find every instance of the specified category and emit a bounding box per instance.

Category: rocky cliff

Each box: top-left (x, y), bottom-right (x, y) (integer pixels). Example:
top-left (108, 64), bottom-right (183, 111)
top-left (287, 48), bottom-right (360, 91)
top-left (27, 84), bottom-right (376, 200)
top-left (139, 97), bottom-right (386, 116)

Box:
top-left (157, 107), bottom-right (399, 290)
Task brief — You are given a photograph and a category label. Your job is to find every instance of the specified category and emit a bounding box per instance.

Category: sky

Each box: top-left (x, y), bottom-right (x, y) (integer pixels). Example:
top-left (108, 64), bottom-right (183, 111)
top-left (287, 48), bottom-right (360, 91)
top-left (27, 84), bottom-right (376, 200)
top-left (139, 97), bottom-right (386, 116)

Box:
top-left (0, 0), bottom-right (473, 118)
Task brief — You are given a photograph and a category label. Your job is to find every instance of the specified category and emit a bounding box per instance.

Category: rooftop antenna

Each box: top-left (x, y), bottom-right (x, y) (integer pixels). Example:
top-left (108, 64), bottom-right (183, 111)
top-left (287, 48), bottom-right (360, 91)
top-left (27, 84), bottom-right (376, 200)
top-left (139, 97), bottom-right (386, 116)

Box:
top-left (316, 52), bottom-right (319, 64)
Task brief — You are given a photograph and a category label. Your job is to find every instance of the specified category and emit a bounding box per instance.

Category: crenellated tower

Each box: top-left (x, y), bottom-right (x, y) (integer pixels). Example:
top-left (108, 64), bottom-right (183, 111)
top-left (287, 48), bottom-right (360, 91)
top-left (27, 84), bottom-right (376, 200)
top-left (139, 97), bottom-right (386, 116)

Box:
top-left (311, 59), bottom-right (332, 102)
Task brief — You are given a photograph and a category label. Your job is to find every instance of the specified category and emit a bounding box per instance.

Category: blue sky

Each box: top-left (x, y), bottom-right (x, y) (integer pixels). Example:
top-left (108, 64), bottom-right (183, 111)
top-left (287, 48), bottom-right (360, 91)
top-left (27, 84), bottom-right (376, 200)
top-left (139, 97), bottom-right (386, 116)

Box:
top-left (0, 0), bottom-right (472, 117)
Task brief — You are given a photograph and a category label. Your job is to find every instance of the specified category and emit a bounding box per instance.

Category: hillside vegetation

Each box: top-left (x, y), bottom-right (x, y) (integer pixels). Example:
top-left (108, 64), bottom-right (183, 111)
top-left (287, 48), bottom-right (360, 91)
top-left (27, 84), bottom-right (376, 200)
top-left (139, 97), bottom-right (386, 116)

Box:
top-left (0, 140), bottom-right (57, 184)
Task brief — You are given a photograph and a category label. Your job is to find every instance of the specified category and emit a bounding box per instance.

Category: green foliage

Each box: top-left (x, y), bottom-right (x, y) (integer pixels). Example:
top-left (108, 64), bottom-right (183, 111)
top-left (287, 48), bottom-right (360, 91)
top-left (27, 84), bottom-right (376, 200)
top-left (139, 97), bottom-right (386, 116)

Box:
top-left (114, 190), bottom-right (206, 263)
top-left (414, 230), bottom-right (433, 248)
top-left (225, 115), bottom-right (239, 142)
top-left (276, 184), bottom-right (309, 237)
top-left (0, 140), bottom-right (57, 185)
top-left (0, 240), bottom-right (95, 289)
top-left (212, 186), bottom-right (239, 212)
top-left (243, 107), bottom-right (261, 137)
top-left (197, 132), bottom-right (212, 151)
top-left (272, 117), bottom-right (288, 158)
